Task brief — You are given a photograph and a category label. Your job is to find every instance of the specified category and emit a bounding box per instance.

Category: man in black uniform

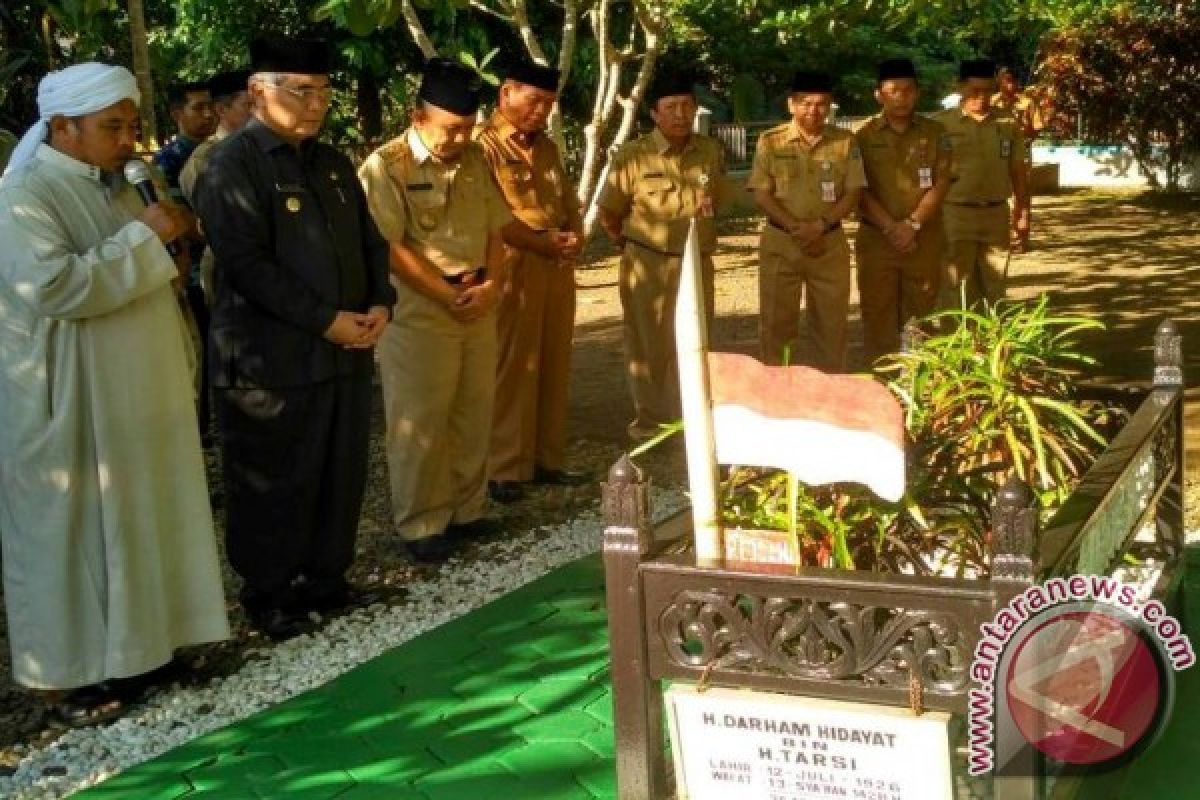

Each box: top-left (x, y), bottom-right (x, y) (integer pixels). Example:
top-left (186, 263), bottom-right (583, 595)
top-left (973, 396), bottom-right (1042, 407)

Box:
top-left (195, 37), bottom-right (396, 640)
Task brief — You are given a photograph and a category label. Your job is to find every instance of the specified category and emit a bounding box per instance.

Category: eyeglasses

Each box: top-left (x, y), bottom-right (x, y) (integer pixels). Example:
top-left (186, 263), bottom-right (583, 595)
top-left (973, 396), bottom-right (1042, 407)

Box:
top-left (266, 84), bottom-right (335, 106)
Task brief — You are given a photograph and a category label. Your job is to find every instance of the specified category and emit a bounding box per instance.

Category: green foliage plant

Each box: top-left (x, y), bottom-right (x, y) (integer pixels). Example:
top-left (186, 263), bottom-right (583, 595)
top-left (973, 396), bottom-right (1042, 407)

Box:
top-left (715, 295), bottom-right (1120, 578)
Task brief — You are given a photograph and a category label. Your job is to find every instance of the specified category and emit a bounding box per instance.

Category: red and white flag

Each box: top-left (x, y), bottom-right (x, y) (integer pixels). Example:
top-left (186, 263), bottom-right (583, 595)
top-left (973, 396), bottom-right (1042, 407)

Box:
top-left (707, 353), bottom-right (906, 502)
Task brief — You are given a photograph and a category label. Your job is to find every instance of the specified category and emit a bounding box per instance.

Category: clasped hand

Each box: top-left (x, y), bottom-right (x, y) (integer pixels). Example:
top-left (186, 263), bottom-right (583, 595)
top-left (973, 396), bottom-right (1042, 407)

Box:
top-left (449, 280), bottom-right (497, 324)
top-left (323, 306), bottom-right (389, 349)
top-left (551, 231), bottom-right (583, 267)
top-left (885, 220), bottom-right (918, 254)
top-left (788, 220), bottom-right (828, 257)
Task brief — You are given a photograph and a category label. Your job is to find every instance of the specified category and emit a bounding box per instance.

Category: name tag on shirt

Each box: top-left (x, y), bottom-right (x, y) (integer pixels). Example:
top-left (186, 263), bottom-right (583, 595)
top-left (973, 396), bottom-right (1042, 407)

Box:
top-left (918, 167), bottom-right (933, 189)
top-left (821, 181), bottom-right (837, 203)
top-left (406, 182), bottom-right (434, 191)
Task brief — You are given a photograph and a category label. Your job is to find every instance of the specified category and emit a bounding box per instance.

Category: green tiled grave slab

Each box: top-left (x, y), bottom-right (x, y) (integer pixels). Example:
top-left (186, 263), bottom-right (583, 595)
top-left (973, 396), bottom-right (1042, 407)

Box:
top-left (73, 550), bottom-right (1200, 800)
top-left (76, 557), bottom-right (615, 800)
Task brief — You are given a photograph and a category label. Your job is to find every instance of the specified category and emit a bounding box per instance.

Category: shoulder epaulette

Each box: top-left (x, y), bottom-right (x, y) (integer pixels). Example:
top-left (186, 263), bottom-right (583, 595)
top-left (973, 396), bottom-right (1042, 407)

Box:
top-left (761, 122), bottom-right (792, 140)
top-left (377, 136), bottom-right (412, 166)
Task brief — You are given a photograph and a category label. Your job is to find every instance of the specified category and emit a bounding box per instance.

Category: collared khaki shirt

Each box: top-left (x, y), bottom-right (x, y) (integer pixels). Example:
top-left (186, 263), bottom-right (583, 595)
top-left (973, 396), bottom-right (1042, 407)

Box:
top-left (475, 111), bottom-right (581, 234)
top-left (855, 113), bottom-right (952, 221)
top-left (179, 129), bottom-right (227, 206)
top-left (358, 127), bottom-right (513, 276)
top-left (747, 122), bottom-right (867, 222)
top-left (933, 108), bottom-right (1025, 204)
top-left (991, 92), bottom-right (1045, 136)
top-left (598, 127), bottom-right (729, 255)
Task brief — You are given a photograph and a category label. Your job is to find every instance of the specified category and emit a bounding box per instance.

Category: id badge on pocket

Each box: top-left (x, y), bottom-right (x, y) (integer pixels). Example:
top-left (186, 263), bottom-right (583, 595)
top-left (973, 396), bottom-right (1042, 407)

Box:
top-left (1000, 139), bottom-right (1012, 159)
top-left (821, 181), bottom-right (837, 203)
top-left (918, 166), bottom-right (933, 189)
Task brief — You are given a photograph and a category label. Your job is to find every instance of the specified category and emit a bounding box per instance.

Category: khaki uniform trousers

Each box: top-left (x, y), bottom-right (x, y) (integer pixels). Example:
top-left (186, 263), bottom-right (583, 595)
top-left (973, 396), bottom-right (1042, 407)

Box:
top-left (379, 282), bottom-right (497, 541)
top-left (619, 241), bottom-right (715, 436)
top-left (758, 227), bottom-right (851, 371)
top-left (490, 251), bottom-right (575, 482)
top-left (855, 223), bottom-right (944, 364)
top-left (942, 204), bottom-right (1011, 308)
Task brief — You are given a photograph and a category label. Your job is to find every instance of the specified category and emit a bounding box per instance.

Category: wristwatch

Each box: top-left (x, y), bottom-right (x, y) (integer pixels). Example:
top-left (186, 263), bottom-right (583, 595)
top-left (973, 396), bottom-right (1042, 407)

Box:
top-left (907, 216), bottom-right (922, 232)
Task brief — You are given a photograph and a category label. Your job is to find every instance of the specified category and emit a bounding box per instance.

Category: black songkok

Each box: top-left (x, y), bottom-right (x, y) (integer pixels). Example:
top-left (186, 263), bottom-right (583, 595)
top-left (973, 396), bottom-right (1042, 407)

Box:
top-left (646, 70), bottom-right (697, 105)
top-left (505, 60), bottom-right (561, 92)
top-left (790, 70), bottom-right (835, 94)
top-left (208, 69), bottom-right (251, 101)
top-left (250, 37), bottom-right (332, 75)
top-left (877, 58), bottom-right (918, 84)
top-left (959, 59), bottom-right (997, 81)
top-left (418, 58), bottom-right (483, 116)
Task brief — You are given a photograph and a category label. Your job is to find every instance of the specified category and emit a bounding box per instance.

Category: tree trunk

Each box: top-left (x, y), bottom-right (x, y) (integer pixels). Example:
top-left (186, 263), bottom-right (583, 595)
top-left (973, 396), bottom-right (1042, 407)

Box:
top-left (127, 0), bottom-right (158, 147)
top-left (577, 0), bottom-right (664, 237)
top-left (357, 71), bottom-right (383, 147)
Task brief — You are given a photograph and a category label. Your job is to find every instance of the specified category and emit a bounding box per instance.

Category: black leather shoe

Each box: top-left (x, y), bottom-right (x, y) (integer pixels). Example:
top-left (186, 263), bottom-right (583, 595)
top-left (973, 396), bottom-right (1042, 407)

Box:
top-left (445, 517), bottom-right (502, 541)
top-left (245, 605), bottom-right (316, 641)
top-left (532, 465), bottom-right (589, 486)
top-left (303, 582), bottom-right (408, 614)
top-left (488, 480), bottom-right (525, 504)
top-left (406, 534), bottom-right (457, 563)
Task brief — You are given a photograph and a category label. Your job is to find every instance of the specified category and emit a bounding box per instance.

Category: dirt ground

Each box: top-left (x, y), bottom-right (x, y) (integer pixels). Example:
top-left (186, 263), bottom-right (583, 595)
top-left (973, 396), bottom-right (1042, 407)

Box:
top-left (3, 188), bottom-right (1200, 770)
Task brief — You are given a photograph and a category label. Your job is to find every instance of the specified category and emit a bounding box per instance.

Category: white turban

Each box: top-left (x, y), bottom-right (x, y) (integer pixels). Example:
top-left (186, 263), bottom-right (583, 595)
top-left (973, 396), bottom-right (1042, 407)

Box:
top-left (4, 63), bottom-right (141, 177)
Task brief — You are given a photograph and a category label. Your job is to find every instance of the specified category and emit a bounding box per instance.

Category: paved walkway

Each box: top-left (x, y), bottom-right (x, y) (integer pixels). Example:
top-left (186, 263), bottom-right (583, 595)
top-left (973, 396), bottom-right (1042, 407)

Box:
top-left (76, 557), bottom-right (614, 800)
top-left (76, 549), bottom-right (1200, 799)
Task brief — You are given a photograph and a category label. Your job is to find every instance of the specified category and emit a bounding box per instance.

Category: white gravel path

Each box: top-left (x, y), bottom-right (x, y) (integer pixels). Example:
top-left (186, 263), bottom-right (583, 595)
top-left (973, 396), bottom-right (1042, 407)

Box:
top-left (1, 488), bottom-right (690, 800)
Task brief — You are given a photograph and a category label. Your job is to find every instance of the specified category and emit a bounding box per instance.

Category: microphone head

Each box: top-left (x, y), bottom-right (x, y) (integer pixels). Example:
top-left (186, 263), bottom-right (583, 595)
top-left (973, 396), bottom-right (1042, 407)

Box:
top-left (123, 159), bottom-right (153, 185)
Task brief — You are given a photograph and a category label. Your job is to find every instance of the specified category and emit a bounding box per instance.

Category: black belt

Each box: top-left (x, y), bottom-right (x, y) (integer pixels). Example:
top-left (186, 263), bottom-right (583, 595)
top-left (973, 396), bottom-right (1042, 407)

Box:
top-left (626, 238), bottom-right (682, 258)
top-left (768, 219), bottom-right (842, 233)
top-left (444, 267), bottom-right (487, 285)
top-left (949, 200), bottom-right (1006, 208)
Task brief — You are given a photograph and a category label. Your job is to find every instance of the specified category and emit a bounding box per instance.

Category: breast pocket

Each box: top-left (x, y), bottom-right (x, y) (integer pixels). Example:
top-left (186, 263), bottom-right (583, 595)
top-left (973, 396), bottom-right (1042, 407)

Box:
top-left (497, 163), bottom-right (536, 207)
top-left (635, 175), bottom-right (675, 213)
top-left (275, 185), bottom-right (309, 217)
top-left (406, 186), bottom-right (446, 232)
top-left (770, 160), bottom-right (794, 197)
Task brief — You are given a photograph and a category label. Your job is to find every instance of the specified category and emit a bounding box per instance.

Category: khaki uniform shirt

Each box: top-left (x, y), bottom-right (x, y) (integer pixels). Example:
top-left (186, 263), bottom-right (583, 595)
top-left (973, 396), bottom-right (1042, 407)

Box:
top-left (475, 112), bottom-right (581, 234)
top-left (179, 129), bottom-right (226, 206)
top-left (598, 128), bottom-right (729, 255)
top-left (855, 113), bottom-right (952, 222)
top-left (991, 92), bottom-right (1044, 137)
top-left (358, 127), bottom-right (513, 276)
top-left (747, 122), bottom-right (867, 222)
top-left (933, 109), bottom-right (1025, 204)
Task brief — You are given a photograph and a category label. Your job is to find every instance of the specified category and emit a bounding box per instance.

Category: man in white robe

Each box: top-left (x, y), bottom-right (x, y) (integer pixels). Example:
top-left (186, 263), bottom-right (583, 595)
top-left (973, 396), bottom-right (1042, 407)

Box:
top-left (0, 63), bottom-right (231, 723)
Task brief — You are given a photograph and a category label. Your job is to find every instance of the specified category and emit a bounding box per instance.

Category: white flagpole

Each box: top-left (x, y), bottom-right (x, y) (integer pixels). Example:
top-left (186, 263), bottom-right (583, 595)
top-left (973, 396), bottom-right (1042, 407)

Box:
top-left (675, 219), bottom-right (722, 562)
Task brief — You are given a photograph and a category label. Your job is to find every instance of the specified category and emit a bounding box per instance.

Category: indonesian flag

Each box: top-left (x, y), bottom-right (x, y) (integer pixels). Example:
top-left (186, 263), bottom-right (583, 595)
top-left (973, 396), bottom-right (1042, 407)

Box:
top-left (707, 353), bottom-right (906, 502)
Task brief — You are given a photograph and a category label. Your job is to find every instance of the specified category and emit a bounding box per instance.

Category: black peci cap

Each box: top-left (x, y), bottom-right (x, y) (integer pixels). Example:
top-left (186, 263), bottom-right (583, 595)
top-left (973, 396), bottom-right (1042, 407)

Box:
top-left (959, 58), bottom-right (997, 81)
top-left (250, 37), bottom-right (332, 75)
top-left (505, 59), bottom-right (560, 92)
top-left (418, 57), bottom-right (484, 116)
top-left (877, 58), bottom-right (918, 84)
top-left (646, 70), bottom-right (697, 105)
top-left (208, 69), bottom-right (251, 101)
top-left (790, 70), bottom-right (835, 94)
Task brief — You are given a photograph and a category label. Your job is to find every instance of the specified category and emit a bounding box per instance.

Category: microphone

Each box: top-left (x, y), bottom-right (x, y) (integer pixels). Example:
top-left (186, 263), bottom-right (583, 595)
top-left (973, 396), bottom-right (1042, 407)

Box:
top-left (123, 159), bottom-right (181, 257)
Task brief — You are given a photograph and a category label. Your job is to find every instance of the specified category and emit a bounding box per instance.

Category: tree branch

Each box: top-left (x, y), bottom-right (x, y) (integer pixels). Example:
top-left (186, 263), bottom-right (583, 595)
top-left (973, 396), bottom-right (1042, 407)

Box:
top-left (401, 0), bottom-right (438, 59)
top-left (469, 1), bottom-right (515, 24)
